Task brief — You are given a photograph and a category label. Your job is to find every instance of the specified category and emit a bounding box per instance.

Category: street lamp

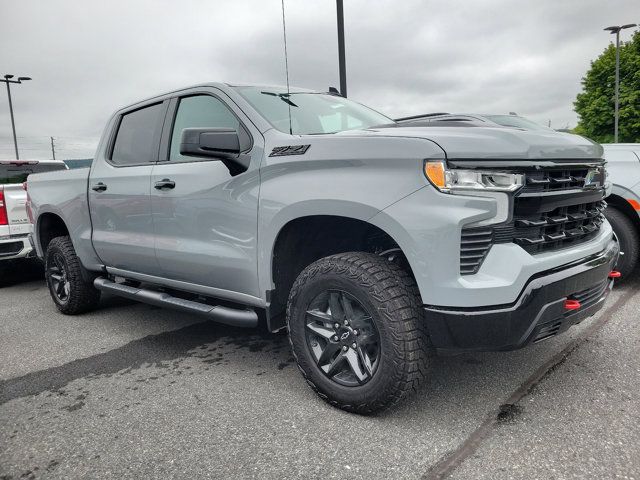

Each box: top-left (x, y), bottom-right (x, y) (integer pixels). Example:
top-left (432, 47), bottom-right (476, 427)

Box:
top-left (336, 0), bottom-right (347, 97)
top-left (1, 74), bottom-right (32, 160)
top-left (603, 24), bottom-right (636, 143)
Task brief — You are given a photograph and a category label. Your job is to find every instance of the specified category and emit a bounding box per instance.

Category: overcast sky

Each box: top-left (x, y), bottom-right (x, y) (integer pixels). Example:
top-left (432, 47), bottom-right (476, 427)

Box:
top-left (0, 0), bottom-right (638, 160)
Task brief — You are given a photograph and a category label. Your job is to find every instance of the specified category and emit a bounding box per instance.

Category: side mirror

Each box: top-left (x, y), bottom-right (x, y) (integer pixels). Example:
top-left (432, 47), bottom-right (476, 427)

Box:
top-left (180, 128), bottom-right (241, 158)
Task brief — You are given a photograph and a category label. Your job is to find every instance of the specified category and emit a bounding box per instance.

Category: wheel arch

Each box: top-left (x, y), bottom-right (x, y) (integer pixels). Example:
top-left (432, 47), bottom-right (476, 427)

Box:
top-left (265, 212), bottom-right (419, 332)
top-left (36, 211), bottom-right (70, 255)
top-left (606, 193), bottom-right (640, 235)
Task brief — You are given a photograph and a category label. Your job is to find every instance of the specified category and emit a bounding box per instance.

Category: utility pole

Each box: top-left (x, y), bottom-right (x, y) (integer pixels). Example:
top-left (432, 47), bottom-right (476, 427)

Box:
top-left (1, 74), bottom-right (32, 160)
top-left (604, 24), bottom-right (636, 143)
top-left (50, 136), bottom-right (56, 160)
top-left (336, 0), bottom-right (347, 97)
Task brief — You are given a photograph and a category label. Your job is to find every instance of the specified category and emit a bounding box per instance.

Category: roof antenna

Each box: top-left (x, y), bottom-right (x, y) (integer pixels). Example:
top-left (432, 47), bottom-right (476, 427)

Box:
top-left (281, 0), bottom-right (293, 134)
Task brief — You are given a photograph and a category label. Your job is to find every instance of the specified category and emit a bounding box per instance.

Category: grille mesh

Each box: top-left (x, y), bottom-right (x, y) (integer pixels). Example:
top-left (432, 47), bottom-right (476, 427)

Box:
top-left (512, 200), bottom-right (606, 254)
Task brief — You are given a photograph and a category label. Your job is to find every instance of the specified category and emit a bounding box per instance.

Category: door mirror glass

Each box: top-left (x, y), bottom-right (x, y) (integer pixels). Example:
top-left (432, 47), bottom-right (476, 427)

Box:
top-left (180, 128), bottom-right (240, 158)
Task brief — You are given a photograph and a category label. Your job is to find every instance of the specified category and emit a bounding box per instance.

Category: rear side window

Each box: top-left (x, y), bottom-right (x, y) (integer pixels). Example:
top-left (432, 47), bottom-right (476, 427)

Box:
top-left (0, 162), bottom-right (67, 184)
top-left (111, 102), bottom-right (164, 166)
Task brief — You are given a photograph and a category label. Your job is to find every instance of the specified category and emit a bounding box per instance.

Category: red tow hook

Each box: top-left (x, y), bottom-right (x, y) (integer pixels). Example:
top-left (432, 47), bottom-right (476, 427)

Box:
top-left (563, 299), bottom-right (581, 311)
top-left (609, 270), bottom-right (621, 279)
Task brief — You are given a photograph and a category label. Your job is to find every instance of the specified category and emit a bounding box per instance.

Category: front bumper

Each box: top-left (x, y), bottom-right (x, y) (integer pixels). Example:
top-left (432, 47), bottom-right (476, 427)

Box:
top-left (0, 235), bottom-right (34, 262)
top-left (424, 239), bottom-right (619, 352)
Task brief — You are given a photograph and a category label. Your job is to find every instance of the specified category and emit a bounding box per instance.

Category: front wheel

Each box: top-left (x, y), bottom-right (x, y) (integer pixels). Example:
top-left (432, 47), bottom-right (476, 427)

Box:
top-left (287, 252), bottom-right (430, 414)
top-left (45, 236), bottom-right (101, 314)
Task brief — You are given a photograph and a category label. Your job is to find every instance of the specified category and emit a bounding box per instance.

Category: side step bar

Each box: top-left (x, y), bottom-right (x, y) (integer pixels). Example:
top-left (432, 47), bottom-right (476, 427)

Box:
top-left (93, 277), bottom-right (258, 328)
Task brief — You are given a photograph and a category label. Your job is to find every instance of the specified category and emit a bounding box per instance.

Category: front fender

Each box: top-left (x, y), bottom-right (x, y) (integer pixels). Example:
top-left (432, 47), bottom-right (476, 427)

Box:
top-left (257, 199), bottom-right (384, 297)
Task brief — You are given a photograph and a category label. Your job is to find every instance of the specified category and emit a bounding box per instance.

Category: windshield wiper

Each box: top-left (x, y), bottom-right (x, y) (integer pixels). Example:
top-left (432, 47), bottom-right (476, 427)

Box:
top-left (260, 91), bottom-right (298, 107)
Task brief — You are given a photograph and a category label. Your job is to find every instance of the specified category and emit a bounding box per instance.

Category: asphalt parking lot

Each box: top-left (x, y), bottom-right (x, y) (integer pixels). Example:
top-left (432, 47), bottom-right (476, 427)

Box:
top-left (1, 268), bottom-right (639, 479)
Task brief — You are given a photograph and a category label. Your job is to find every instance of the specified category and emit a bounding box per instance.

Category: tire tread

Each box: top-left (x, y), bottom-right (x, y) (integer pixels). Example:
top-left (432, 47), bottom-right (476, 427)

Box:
top-left (46, 236), bottom-right (100, 314)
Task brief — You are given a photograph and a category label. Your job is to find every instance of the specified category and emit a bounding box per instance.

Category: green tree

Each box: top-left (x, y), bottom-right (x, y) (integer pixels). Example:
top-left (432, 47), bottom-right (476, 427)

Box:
top-left (574, 30), bottom-right (640, 143)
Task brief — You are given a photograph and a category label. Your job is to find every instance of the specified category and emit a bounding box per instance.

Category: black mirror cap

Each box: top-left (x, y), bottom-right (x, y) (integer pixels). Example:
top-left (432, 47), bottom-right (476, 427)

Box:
top-left (180, 128), bottom-right (241, 158)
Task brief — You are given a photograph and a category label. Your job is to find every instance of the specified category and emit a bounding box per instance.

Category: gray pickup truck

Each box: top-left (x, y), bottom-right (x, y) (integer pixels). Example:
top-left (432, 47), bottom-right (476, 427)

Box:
top-left (27, 83), bottom-right (618, 413)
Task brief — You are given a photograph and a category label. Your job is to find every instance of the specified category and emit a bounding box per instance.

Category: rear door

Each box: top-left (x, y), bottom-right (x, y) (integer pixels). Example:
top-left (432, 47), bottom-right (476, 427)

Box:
top-left (150, 90), bottom-right (262, 298)
top-left (89, 101), bottom-right (167, 275)
top-left (1, 161), bottom-right (67, 236)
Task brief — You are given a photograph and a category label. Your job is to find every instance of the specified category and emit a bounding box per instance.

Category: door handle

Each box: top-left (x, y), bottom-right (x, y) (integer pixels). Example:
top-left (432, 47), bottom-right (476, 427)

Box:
top-left (154, 179), bottom-right (176, 190)
top-left (91, 182), bottom-right (107, 192)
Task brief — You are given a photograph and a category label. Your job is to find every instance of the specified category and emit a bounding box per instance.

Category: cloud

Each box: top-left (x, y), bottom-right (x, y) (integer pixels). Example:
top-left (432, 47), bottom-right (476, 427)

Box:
top-left (0, 0), bottom-right (637, 159)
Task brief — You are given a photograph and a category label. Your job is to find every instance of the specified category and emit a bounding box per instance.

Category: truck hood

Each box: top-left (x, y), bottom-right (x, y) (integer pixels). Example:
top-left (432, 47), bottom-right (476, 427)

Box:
top-left (343, 126), bottom-right (603, 160)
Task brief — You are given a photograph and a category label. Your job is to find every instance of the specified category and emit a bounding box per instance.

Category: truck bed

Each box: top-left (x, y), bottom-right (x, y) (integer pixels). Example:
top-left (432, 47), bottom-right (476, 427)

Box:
top-left (27, 167), bottom-right (100, 268)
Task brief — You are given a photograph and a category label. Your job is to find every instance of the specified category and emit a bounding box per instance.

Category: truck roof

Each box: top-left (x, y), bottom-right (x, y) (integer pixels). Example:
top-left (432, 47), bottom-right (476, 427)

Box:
top-left (118, 82), bottom-right (318, 112)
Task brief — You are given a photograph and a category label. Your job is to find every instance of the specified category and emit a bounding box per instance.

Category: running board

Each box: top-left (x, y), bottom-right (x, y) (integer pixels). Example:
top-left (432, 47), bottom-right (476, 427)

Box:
top-left (93, 277), bottom-right (258, 328)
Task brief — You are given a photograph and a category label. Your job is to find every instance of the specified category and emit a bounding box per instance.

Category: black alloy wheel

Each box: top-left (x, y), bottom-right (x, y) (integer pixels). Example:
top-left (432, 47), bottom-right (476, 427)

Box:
top-left (47, 252), bottom-right (71, 303)
top-left (305, 290), bottom-right (380, 386)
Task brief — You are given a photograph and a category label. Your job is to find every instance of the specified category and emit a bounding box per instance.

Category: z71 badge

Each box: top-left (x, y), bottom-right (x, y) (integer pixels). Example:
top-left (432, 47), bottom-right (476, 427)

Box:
top-left (269, 145), bottom-right (311, 157)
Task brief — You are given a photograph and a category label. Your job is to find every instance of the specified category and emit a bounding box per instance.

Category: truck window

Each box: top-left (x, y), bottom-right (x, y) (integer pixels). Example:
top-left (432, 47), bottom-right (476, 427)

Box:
top-left (169, 95), bottom-right (240, 162)
top-left (0, 161), bottom-right (67, 184)
top-left (111, 102), bottom-right (164, 166)
top-left (234, 86), bottom-right (392, 135)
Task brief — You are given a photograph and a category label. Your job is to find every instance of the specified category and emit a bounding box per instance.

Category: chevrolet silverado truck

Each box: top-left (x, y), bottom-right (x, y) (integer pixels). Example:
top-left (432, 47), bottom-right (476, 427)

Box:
top-left (602, 143), bottom-right (640, 279)
top-left (27, 83), bottom-right (618, 414)
top-left (0, 159), bottom-right (67, 284)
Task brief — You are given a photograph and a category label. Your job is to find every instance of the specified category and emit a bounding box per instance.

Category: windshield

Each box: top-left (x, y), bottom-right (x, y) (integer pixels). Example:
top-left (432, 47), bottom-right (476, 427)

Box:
top-left (0, 161), bottom-right (67, 184)
top-left (484, 115), bottom-right (553, 132)
top-left (234, 87), bottom-right (393, 135)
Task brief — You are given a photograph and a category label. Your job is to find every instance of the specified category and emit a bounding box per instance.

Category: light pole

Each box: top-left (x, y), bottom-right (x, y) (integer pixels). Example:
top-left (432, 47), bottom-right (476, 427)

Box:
top-left (336, 0), bottom-right (347, 97)
top-left (603, 24), bottom-right (636, 143)
top-left (1, 74), bottom-right (31, 160)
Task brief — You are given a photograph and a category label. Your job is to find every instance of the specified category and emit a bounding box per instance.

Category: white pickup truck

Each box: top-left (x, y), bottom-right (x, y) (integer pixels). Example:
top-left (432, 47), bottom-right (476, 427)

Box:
top-left (602, 144), bottom-right (640, 279)
top-left (0, 160), bottom-right (68, 283)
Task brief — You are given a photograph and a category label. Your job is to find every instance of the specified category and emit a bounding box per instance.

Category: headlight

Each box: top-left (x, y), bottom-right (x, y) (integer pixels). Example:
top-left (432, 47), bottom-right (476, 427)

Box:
top-left (424, 160), bottom-right (524, 193)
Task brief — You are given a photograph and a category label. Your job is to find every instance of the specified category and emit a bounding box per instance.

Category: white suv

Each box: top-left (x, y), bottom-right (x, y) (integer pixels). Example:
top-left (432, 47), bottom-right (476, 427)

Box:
top-left (0, 160), bottom-right (68, 283)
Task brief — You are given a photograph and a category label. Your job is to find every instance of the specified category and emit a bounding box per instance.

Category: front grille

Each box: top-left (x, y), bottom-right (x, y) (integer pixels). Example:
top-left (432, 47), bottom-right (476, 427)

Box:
top-left (511, 200), bottom-right (606, 254)
top-left (523, 168), bottom-right (592, 192)
top-left (459, 163), bottom-right (606, 275)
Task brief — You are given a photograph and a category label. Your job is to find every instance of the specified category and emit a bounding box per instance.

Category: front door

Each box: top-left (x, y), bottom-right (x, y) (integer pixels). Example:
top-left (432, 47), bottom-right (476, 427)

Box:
top-left (89, 101), bottom-right (166, 274)
top-left (150, 92), bottom-right (261, 298)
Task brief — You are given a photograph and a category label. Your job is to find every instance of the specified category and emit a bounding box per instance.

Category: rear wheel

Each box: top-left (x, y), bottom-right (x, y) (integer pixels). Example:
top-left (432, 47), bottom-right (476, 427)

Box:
top-left (605, 207), bottom-right (639, 281)
top-left (45, 236), bottom-right (101, 314)
top-left (287, 252), bottom-right (430, 414)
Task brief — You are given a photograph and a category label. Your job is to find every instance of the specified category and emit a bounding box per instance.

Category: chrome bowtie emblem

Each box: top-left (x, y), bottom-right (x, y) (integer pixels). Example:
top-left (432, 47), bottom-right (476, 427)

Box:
top-left (584, 169), bottom-right (599, 188)
top-left (340, 331), bottom-right (350, 340)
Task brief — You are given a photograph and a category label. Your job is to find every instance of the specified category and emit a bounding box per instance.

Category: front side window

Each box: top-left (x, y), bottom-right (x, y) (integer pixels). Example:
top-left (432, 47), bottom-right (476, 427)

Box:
top-left (111, 102), bottom-right (164, 166)
top-left (170, 95), bottom-right (240, 161)
top-left (234, 86), bottom-right (392, 135)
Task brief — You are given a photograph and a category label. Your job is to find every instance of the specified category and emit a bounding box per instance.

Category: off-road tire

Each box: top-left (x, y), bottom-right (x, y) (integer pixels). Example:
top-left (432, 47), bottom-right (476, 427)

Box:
top-left (45, 236), bottom-right (101, 314)
top-left (287, 251), bottom-right (430, 414)
top-left (605, 207), bottom-right (639, 281)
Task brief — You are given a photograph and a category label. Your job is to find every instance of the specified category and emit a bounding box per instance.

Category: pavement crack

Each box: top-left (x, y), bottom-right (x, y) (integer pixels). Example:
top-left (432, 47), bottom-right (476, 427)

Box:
top-left (422, 284), bottom-right (639, 480)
